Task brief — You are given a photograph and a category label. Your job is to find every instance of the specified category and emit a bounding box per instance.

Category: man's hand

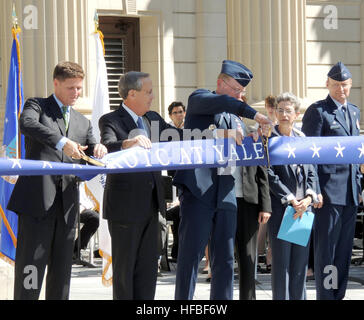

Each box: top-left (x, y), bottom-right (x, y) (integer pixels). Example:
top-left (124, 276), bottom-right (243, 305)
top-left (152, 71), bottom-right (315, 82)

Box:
top-left (122, 135), bottom-right (152, 149)
top-left (258, 211), bottom-right (271, 224)
top-left (215, 121), bottom-right (245, 146)
top-left (313, 193), bottom-right (323, 209)
top-left (254, 112), bottom-right (273, 126)
top-left (63, 139), bottom-right (88, 159)
top-left (215, 128), bottom-right (244, 146)
top-left (293, 196), bottom-right (312, 220)
top-left (93, 144), bottom-right (108, 159)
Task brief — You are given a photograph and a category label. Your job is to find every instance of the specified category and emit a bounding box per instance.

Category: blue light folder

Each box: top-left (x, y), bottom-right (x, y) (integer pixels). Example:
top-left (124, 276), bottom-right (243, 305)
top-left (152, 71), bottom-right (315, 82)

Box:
top-left (277, 206), bottom-right (314, 247)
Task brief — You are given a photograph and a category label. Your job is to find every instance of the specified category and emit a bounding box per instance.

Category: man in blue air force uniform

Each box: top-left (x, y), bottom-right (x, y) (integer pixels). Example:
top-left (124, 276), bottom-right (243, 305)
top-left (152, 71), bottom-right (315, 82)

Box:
top-left (301, 62), bottom-right (361, 300)
top-left (173, 60), bottom-right (271, 300)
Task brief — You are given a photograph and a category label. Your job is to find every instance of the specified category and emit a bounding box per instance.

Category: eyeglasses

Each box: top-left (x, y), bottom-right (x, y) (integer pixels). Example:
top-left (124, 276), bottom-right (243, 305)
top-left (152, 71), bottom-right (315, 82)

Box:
top-left (171, 111), bottom-right (184, 115)
top-left (139, 89), bottom-right (153, 95)
top-left (222, 79), bottom-right (246, 96)
top-left (276, 108), bottom-right (295, 115)
top-left (330, 82), bottom-right (351, 89)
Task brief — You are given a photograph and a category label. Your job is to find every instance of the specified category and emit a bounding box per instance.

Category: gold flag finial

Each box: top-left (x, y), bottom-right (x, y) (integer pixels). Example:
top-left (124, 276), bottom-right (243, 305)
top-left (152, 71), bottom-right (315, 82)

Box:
top-left (94, 10), bottom-right (99, 33)
top-left (12, 3), bottom-right (18, 29)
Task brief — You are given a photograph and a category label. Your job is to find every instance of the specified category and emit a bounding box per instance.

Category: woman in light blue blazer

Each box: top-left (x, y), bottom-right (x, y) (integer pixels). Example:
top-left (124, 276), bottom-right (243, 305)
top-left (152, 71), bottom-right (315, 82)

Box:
top-left (267, 92), bottom-right (319, 300)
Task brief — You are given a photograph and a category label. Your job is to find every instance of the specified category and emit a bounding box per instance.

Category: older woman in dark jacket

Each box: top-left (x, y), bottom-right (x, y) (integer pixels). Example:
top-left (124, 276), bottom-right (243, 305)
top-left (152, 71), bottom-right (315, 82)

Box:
top-left (267, 92), bottom-right (319, 300)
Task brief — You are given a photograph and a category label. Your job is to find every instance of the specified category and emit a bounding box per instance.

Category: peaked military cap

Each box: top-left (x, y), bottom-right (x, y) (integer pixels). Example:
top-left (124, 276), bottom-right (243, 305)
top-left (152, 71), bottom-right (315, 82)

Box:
top-left (327, 61), bottom-right (352, 81)
top-left (221, 60), bottom-right (253, 87)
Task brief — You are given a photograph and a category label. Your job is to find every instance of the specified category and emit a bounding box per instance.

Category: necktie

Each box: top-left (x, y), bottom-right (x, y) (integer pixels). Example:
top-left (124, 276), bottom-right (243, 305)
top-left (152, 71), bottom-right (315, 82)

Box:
top-left (342, 105), bottom-right (351, 131)
top-left (296, 165), bottom-right (303, 185)
top-left (137, 117), bottom-right (148, 137)
top-left (137, 116), bottom-right (155, 187)
top-left (62, 106), bottom-right (69, 131)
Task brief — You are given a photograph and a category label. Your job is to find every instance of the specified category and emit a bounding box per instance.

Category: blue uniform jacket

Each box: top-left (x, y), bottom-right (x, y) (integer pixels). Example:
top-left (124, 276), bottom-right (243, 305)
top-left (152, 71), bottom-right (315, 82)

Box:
top-left (301, 95), bottom-right (361, 206)
top-left (173, 89), bottom-right (257, 211)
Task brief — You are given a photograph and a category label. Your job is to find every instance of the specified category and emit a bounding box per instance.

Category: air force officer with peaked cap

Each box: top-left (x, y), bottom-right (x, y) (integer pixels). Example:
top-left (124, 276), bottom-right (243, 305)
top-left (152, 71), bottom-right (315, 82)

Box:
top-left (301, 61), bottom-right (361, 300)
top-left (173, 60), bottom-right (271, 300)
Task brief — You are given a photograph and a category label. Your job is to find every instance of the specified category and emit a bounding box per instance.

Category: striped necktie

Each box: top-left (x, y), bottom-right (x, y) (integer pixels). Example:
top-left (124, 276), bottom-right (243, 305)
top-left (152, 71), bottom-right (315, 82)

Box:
top-left (296, 165), bottom-right (303, 185)
top-left (62, 106), bottom-right (69, 131)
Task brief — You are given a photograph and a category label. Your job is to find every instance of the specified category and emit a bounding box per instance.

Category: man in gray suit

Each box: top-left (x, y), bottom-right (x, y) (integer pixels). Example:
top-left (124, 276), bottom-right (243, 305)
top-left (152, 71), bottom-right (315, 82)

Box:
top-left (7, 61), bottom-right (107, 300)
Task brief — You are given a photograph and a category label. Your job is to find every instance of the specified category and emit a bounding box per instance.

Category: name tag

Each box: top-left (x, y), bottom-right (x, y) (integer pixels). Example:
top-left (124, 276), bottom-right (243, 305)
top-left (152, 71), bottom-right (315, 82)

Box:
top-left (330, 124), bottom-right (341, 130)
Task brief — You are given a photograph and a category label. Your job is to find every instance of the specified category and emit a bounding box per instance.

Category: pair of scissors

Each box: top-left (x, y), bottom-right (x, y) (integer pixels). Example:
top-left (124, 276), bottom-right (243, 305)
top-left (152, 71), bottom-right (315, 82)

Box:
top-left (77, 144), bottom-right (106, 167)
top-left (261, 127), bottom-right (272, 167)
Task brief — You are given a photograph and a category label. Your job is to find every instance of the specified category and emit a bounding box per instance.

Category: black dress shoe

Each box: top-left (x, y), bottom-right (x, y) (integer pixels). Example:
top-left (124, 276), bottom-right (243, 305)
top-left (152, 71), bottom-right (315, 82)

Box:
top-left (93, 249), bottom-right (101, 258)
top-left (306, 275), bottom-right (315, 281)
top-left (157, 271), bottom-right (164, 277)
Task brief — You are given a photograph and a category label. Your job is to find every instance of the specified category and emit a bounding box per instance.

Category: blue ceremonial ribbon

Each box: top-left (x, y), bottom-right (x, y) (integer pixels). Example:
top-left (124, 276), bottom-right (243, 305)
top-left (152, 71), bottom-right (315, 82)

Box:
top-left (0, 136), bottom-right (363, 181)
top-left (269, 136), bottom-right (364, 165)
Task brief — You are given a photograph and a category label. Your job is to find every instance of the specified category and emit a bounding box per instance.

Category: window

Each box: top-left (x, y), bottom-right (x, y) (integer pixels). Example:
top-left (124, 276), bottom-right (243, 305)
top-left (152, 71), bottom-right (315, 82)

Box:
top-left (99, 17), bottom-right (140, 110)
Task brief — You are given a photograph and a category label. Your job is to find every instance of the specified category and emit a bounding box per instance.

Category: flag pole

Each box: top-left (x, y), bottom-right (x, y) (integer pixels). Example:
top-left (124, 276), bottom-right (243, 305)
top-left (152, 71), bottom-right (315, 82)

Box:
top-left (11, 3), bottom-right (22, 159)
top-left (0, 2), bottom-right (23, 263)
top-left (94, 11), bottom-right (105, 56)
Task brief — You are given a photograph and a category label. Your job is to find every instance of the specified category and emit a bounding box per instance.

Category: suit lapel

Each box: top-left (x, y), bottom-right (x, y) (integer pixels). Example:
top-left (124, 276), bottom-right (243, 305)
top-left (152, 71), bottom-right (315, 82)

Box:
top-left (223, 112), bottom-right (231, 129)
top-left (230, 114), bottom-right (240, 129)
top-left (288, 130), bottom-right (299, 177)
top-left (347, 103), bottom-right (358, 135)
top-left (334, 109), bottom-right (350, 135)
top-left (67, 108), bottom-right (77, 137)
top-left (327, 96), bottom-right (350, 135)
top-left (118, 106), bottom-right (138, 133)
top-left (48, 95), bottom-right (67, 136)
top-left (143, 112), bottom-right (153, 135)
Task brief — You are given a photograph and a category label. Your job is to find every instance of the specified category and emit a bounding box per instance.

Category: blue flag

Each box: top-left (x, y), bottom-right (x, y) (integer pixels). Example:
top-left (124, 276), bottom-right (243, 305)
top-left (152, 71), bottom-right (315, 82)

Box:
top-left (0, 27), bottom-right (24, 263)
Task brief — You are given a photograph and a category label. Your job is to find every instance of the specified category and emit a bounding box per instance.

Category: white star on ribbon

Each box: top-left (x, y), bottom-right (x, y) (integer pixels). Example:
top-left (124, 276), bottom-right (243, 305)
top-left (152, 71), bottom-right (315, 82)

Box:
top-left (310, 143), bottom-right (321, 158)
top-left (72, 164), bottom-right (83, 169)
top-left (10, 159), bottom-right (22, 169)
top-left (358, 143), bottom-right (364, 158)
top-left (42, 161), bottom-right (53, 169)
top-left (334, 143), bottom-right (345, 158)
top-left (284, 144), bottom-right (296, 158)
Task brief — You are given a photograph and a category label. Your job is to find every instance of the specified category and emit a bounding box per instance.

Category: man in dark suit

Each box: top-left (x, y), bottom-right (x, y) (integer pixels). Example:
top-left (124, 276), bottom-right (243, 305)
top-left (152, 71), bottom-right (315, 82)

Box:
top-left (302, 62), bottom-right (361, 300)
top-left (173, 60), bottom-right (271, 300)
top-left (99, 71), bottom-right (181, 300)
top-left (7, 61), bottom-right (107, 300)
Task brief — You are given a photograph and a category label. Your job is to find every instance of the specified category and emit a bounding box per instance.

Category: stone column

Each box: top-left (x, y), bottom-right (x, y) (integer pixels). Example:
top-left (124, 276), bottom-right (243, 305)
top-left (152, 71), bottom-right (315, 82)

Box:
top-left (226, 0), bottom-right (307, 105)
top-left (0, 0), bottom-right (90, 107)
top-left (196, 0), bottom-right (228, 91)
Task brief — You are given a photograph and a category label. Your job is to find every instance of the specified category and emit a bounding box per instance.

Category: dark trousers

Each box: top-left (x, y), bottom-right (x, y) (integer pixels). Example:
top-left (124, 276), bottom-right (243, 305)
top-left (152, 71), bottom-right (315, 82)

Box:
top-left (158, 212), bottom-right (167, 256)
top-left (235, 198), bottom-right (259, 300)
top-left (175, 189), bottom-right (236, 300)
top-left (14, 193), bottom-right (76, 300)
top-left (268, 206), bottom-right (310, 300)
top-left (166, 205), bottom-right (180, 259)
top-left (74, 209), bottom-right (99, 252)
top-left (314, 204), bottom-right (357, 300)
top-left (108, 198), bottom-right (159, 300)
